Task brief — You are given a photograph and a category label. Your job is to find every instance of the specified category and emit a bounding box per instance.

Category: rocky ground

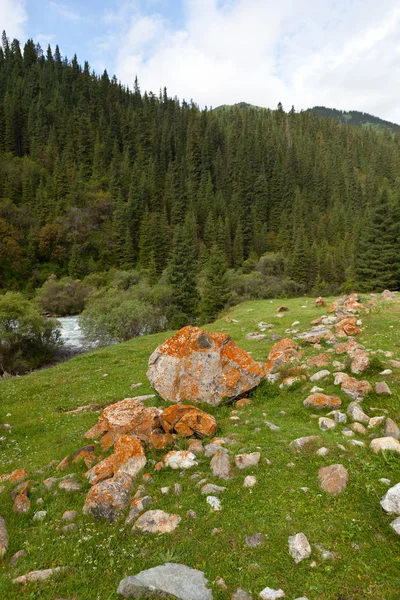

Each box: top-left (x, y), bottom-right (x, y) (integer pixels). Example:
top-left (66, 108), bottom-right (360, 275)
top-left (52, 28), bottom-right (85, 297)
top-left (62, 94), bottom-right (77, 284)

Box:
top-left (0, 292), bottom-right (399, 599)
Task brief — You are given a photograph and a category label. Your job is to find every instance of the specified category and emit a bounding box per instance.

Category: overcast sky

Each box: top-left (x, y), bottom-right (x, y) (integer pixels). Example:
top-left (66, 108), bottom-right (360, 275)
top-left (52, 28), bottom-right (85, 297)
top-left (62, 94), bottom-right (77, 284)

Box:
top-left (3, 0), bottom-right (400, 122)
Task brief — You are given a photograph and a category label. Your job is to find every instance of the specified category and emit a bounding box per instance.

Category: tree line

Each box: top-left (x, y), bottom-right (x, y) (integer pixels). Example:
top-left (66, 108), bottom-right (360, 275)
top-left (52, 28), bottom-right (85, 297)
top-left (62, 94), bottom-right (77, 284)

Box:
top-left (1, 31), bottom-right (399, 319)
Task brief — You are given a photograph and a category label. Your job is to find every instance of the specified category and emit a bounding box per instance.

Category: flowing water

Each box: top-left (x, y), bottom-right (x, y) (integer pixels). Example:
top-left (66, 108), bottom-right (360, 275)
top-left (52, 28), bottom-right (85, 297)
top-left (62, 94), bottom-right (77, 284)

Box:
top-left (56, 316), bottom-right (87, 350)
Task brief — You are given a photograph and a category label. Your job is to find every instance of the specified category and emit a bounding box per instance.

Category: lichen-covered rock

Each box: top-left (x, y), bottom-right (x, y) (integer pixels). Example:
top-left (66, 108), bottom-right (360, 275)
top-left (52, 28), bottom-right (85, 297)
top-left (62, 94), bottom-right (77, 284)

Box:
top-left (72, 445), bottom-right (96, 464)
top-left (117, 563), bottom-right (212, 599)
top-left (303, 393), bottom-right (341, 410)
top-left (83, 473), bottom-right (133, 521)
top-left (234, 452), bottom-right (261, 470)
top-left (85, 455), bottom-right (116, 486)
top-left (318, 464), bottom-right (348, 495)
top-left (210, 449), bottom-right (232, 480)
top-left (113, 435), bottom-right (147, 478)
top-left (335, 374), bottom-right (372, 401)
top-left (125, 495), bottom-right (153, 526)
top-left (266, 339), bottom-right (301, 373)
top-left (149, 429), bottom-right (174, 449)
top-left (99, 397), bottom-right (160, 442)
top-left (147, 326), bottom-right (267, 405)
top-left (335, 316), bottom-right (362, 337)
top-left (161, 405), bottom-right (217, 438)
top-left (164, 451), bottom-right (198, 470)
top-left (133, 510), bottom-right (181, 534)
top-left (350, 350), bottom-right (370, 374)
top-left (315, 297), bottom-right (326, 307)
top-left (308, 354), bottom-right (330, 368)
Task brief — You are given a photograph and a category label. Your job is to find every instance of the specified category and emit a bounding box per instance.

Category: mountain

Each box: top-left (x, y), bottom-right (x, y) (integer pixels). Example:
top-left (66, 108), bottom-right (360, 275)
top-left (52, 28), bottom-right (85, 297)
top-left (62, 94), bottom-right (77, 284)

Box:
top-left (306, 106), bottom-right (400, 133)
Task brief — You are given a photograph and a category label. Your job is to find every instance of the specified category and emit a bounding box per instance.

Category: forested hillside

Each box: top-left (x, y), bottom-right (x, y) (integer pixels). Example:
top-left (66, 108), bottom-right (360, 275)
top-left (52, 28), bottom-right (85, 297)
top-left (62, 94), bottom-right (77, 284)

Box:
top-left (1, 33), bottom-right (400, 298)
top-left (308, 106), bottom-right (400, 133)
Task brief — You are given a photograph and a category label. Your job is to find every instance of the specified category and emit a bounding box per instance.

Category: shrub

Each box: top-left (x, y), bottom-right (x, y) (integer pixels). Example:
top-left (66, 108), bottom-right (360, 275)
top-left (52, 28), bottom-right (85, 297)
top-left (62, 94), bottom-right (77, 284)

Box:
top-left (79, 288), bottom-right (167, 345)
top-left (35, 275), bottom-right (94, 316)
top-left (0, 292), bottom-right (62, 375)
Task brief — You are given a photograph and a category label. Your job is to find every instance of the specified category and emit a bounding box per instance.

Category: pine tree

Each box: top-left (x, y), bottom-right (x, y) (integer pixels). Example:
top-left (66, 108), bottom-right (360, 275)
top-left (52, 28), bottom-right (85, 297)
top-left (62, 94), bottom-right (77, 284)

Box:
top-left (200, 244), bottom-right (231, 323)
top-left (168, 224), bottom-right (199, 326)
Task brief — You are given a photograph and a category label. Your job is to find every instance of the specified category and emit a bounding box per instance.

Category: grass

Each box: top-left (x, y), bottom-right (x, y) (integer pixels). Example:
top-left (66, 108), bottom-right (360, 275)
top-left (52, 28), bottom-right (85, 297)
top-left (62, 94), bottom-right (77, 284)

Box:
top-left (0, 295), bottom-right (400, 599)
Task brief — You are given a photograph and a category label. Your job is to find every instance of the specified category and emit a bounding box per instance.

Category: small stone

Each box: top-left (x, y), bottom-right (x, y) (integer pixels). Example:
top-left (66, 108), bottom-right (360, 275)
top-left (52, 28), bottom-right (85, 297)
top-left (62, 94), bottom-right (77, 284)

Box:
top-left (347, 403), bottom-right (370, 425)
top-left (349, 440), bottom-right (365, 448)
top-left (310, 386), bottom-right (324, 393)
top-left (318, 464), bottom-right (348, 495)
top-left (43, 477), bottom-right (58, 490)
top-left (0, 516), bottom-right (8, 558)
top-left (9, 549), bottom-right (26, 567)
top-left (33, 510), bottom-right (47, 522)
top-left (201, 484), bottom-right (226, 495)
top-left (173, 483), bottom-right (182, 496)
top-left (371, 437), bottom-right (400, 454)
top-left (210, 450), bottom-right (232, 480)
top-left (375, 382), bottom-right (392, 395)
top-left (384, 418), bottom-right (400, 439)
top-left (350, 422), bottom-right (367, 435)
top-left (290, 436), bottom-right (321, 451)
top-left (379, 478), bottom-right (391, 485)
top-left (161, 487), bottom-right (169, 495)
top-left (188, 439), bottom-right (204, 455)
top-left (83, 473), bottom-right (133, 521)
top-left (36, 497), bottom-right (44, 505)
top-left (58, 480), bottom-right (82, 493)
top-left (125, 495), bottom-right (153, 526)
top-left (204, 444), bottom-right (223, 457)
top-left (380, 369), bottom-right (392, 376)
top-left (381, 483), bottom-right (400, 514)
top-left (259, 587), bottom-right (286, 599)
top-left (310, 370), bottom-right (330, 382)
top-left (62, 510), bottom-right (78, 522)
top-left (244, 475), bottom-right (257, 487)
top-left (327, 410), bottom-right (347, 424)
top-left (245, 532), bottom-right (264, 547)
top-left (13, 567), bottom-right (64, 585)
top-left (13, 492), bottom-right (30, 514)
top-left (216, 576), bottom-right (228, 590)
top-left (206, 496), bottom-right (222, 511)
top-left (187, 509), bottom-right (198, 519)
top-left (303, 393), bottom-right (341, 410)
top-left (164, 451), bottom-right (198, 470)
top-left (316, 447), bottom-right (329, 456)
top-left (61, 523), bottom-right (77, 534)
top-left (368, 416), bottom-right (386, 429)
top-left (133, 510), bottom-right (181, 534)
top-left (235, 452), bottom-right (261, 470)
top-left (318, 417), bottom-right (336, 431)
top-left (390, 517), bottom-right (400, 534)
top-left (288, 532), bottom-right (311, 563)
top-left (264, 421), bottom-right (280, 432)
top-left (56, 456), bottom-right (69, 471)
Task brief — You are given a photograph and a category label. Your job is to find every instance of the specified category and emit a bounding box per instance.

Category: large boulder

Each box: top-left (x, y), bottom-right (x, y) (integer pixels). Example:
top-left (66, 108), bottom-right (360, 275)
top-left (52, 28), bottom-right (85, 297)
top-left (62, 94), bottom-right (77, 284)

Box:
top-left (83, 473), bottom-right (133, 521)
top-left (147, 326), bottom-right (267, 405)
top-left (117, 563), bottom-right (213, 599)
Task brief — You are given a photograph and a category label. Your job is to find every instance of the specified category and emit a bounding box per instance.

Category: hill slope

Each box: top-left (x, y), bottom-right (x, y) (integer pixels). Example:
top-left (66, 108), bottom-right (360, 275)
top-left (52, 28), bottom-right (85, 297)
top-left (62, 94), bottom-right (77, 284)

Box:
top-left (0, 294), bottom-right (400, 599)
top-left (307, 106), bottom-right (400, 133)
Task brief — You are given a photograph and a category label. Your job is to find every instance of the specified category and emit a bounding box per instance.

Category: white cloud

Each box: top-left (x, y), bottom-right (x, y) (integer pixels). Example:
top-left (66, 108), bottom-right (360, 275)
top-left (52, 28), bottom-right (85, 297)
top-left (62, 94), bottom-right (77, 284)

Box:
top-left (0, 0), bottom-right (27, 40)
top-left (107, 0), bottom-right (400, 123)
top-left (48, 1), bottom-right (81, 22)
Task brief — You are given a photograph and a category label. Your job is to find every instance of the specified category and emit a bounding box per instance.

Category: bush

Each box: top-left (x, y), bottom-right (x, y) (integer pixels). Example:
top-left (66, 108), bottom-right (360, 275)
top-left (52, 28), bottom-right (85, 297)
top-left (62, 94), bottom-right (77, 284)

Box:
top-left (35, 275), bottom-right (94, 316)
top-left (0, 292), bottom-right (62, 375)
top-left (79, 287), bottom-right (168, 345)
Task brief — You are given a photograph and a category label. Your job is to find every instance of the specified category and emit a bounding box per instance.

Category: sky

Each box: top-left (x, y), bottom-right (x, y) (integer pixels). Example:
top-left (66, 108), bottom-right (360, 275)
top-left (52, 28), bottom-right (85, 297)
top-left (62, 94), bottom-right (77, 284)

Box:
top-left (2, 0), bottom-right (400, 123)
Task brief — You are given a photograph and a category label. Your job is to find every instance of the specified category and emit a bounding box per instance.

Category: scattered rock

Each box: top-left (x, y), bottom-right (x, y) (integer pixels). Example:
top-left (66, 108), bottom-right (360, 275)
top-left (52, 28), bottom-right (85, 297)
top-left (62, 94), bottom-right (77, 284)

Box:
top-left (368, 416), bottom-right (386, 429)
top-left (232, 589), bottom-right (252, 600)
top-left (116, 563), bottom-right (212, 599)
top-left (43, 477), bottom-right (58, 490)
top-left (83, 473), bottom-right (133, 521)
top-left (62, 510), bottom-right (78, 522)
top-left (58, 480), bottom-right (82, 493)
top-left (244, 475), bottom-right (257, 487)
top-left (336, 374), bottom-right (372, 401)
top-left (384, 418), bottom-right (400, 440)
top-left (201, 484), bottom-right (226, 495)
top-left (315, 297), bottom-right (326, 307)
top-left (236, 397), bottom-right (251, 408)
top-left (164, 451), bottom-right (198, 470)
top-left (33, 510), bottom-right (47, 521)
top-left (288, 532), bottom-right (311, 563)
top-left (318, 464), bottom-right (348, 495)
top-left (246, 332), bottom-right (266, 341)
top-left (72, 445), bottom-right (96, 464)
top-left (56, 456), bottom-right (69, 471)
top-left (259, 587), bottom-right (286, 599)
top-left (113, 435), bottom-right (147, 478)
top-left (381, 483), bottom-right (400, 514)
top-left (390, 517), bottom-right (400, 534)
top-left (316, 447), bottom-right (329, 456)
top-left (303, 393), bottom-right (341, 410)
top-left (266, 338), bottom-right (301, 374)
top-left (206, 496), bottom-right (222, 511)
top-left (161, 405), bottom-right (217, 438)
top-left (350, 350), bottom-right (370, 375)
top-left (13, 491), bottom-right (30, 514)
top-left (234, 452), bottom-right (261, 470)
top-left (310, 370), bottom-right (331, 382)
top-left (133, 510), bottom-right (181, 534)
top-left (9, 549), bottom-right (26, 567)
top-left (375, 382), bottom-right (392, 395)
top-left (188, 439), bottom-right (204, 455)
top-left (245, 532), bottom-right (264, 547)
top-left (371, 437), bottom-right (400, 454)
top-left (308, 354), bottom-right (330, 368)
top-left (290, 436), bottom-right (321, 451)
top-left (350, 423), bottom-right (367, 435)
top-left (0, 516), bottom-right (8, 557)
top-left (318, 417), bottom-right (336, 431)
top-left (210, 450), bottom-right (232, 480)
top-left (13, 567), bottom-right (64, 585)
top-left (125, 495), bottom-right (153, 525)
top-left (147, 326), bottom-right (267, 405)
top-left (347, 402), bottom-right (370, 425)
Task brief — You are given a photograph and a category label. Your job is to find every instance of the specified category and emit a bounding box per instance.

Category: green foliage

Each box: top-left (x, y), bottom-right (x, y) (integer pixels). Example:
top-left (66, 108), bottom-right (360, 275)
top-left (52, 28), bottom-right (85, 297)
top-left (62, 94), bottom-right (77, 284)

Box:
top-left (167, 224), bottom-right (199, 324)
top-left (35, 275), bottom-right (93, 316)
top-left (0, 291), bottom-right (62, 374)
top-left (200, 244), bottom-right (231, 323)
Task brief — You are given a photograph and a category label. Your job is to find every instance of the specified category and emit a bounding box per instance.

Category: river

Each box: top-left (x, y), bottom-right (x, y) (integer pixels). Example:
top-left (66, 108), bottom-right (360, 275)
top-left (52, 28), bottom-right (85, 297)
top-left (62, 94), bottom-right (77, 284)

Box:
top-left (56, 316), bottom-right (87, 351)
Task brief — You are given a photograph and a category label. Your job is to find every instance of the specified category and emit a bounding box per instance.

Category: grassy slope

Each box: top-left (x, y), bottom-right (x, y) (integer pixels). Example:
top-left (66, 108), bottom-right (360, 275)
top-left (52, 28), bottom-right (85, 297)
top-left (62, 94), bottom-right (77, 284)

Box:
top-left (0, 296), bottom-right (400, 599)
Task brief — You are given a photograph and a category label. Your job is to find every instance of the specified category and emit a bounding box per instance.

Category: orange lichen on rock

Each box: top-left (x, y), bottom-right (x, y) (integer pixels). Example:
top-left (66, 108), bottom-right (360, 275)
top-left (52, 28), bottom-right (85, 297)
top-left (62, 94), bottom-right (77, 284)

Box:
top-left (160, 405), bottom-right (217, 438)
top-left (266, 338), bottom-right (301, 374)
top-left (308, 353), bottom-right (330, 368)
top-left (149, 429), bottom-right (174, 449)
top-left (72, 445), bottom-right (96, 464)
top-left (8, 469), bottom-right (28, 483)
top-left (147, 326), bottom-right (267, 405)
top-left (113, 435), bottom-right (147, 478)
top-left (303, 393), bottom-right (342, 409)
top-left (100, 398), bottom-right (162, 442)
top-left (85, 455), bottom-right (116, 486)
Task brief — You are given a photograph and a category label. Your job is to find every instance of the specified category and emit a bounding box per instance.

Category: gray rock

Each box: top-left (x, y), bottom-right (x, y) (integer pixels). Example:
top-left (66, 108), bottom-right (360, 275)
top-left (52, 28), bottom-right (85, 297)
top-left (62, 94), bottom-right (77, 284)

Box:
top-left (201, 484), bottom-right (226, 495)
top-left (318, 417), bottom-right (336, 431)
top-left (384, 418), bottom-right (400, 440)
top-left (245, 532), bottom-right (264, 547)
top-left (390, 517), bottom-right (400, 534)
top-left (206, 496), bottom-right (222, 511)
top-left (375, 382), bottom-right (392, 395)
top-left (117, 563), bottom-right (213, 599)
top-left (125, 496), bottom-right (153, 526)
top-left (245, 332), bottom-right (266, 341)
top-left (83, 473), bottom-right (133, 522)
top-left (33, 510), bottom-right (47, 522)
top-left (234, 452), bottom-right (261, 470)
top-left (371, 437), bottom-right (400, 454)
top-left (204, 444), bottom-right (224, 457)
top-left (62, 510), bottom-right (78, 522)
top-left (290, 436), bottom-right (321, 451)
top-left (244, 475), bottom-right (257, 487)
top-left (13, 567), bottom-right (64, 585)
top-left (381, 482), bottom-right (400, 514)
top-left (133, 510), bottom-right (181, 534)
top-left (210, 450), bottom-right (232, 480)
top-left (310, 370), bottom-right (330, 382)
top-left (288, 533), bottom-right (311, 563)
top-left (259, 588), bottom-right (286, 599)
top-left (9, 549), bottom-right (26, 567)
top-left (346, 402), bottom-right (370, 425)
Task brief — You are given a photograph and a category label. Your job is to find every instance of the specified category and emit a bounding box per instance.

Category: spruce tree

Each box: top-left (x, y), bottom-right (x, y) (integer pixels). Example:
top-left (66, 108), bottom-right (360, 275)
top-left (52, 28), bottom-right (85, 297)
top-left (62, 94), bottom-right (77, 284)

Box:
top-left (168, 224), bottom-right (199, 326)
top-left (200, 244), bottom-right (231, 323)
